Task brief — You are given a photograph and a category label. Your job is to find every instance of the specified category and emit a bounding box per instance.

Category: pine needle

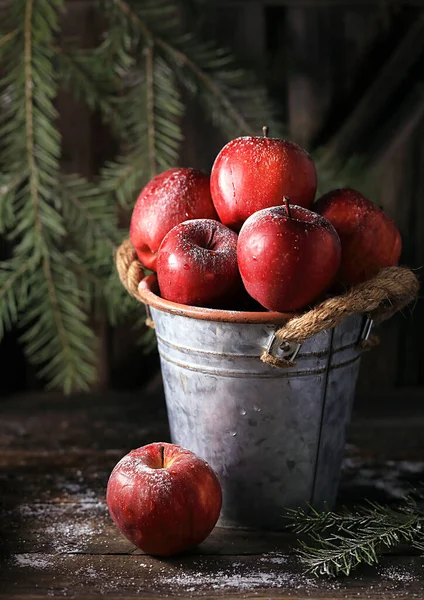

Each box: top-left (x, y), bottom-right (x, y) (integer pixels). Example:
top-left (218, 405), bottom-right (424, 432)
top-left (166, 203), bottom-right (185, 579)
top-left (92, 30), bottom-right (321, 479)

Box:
top-left (286, 492), bottom-right (424, 577)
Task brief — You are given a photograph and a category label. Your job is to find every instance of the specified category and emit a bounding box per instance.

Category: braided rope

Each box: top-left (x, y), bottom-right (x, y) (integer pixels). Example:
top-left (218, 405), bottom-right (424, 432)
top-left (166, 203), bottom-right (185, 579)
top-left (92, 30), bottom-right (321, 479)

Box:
top-left (115, 238), bottom-right (419, 366)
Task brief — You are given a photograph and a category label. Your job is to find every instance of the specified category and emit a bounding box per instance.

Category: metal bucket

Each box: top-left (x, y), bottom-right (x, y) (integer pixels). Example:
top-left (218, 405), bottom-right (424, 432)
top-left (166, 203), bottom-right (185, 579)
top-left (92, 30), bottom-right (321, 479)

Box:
top-left (140, 277), bottom-right (365, 530)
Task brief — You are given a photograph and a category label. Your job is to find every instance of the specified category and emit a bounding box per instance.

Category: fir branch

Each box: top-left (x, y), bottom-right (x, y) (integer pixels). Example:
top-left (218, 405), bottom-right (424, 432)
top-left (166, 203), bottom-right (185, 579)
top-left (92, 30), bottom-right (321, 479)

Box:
top-left (111, 0), bottom-right (275, 137)
top-left (0, 30), bottom-right (17, 48)
top-left (0, 0), bottom-right (98, 392)
top-left (101, 150), bottom-right (147, 209)
top-left (287, 494), bottom-right (424, 577)
top-left (102, 267), bottom-right (139, 325)
top-left (157, 37), bottom-right (253, 135)
top-left (287, 501), bottom-right (392, 534)
top-left (23, 0), bottom-right (78, 385)
top-left (59, 176), bottom-right (137, 325)
top-left (1, 0), bottom-right (287, 392)
top-left (0, 258), bottom-right (33, 337)
top-left (56, 48), bottom-right (124, 133)
top-left (298, 519), bottom-right (420, 577)
top-left (413, 539), bottom-right (424, 552)
top-left (145, 42), bottom-right (157, 177)
top-left (100, 53), bottom-right (184, 205)
top-left (19, 252), bottom-right (97, 393)
top-left (24, 0), bottom-right (40, 236)
top-left (100, 0), bottom-right (274, 210)
top-left (0, 173), bottom-right (27, 233)
top-left (59, 175), bottom-right (118, 250)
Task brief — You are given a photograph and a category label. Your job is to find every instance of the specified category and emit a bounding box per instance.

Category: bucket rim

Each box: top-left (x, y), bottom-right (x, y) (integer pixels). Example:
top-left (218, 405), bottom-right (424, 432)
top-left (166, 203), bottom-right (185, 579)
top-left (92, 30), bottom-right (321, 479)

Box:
top-left (138, 274), bottom-right (296, 324)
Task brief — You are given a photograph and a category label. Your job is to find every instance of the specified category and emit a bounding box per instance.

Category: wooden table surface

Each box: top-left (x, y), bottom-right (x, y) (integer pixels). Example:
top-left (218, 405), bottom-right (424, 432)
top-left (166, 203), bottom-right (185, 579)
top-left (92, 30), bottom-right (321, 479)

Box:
top-left (1, 376), bottom-right (424, 599)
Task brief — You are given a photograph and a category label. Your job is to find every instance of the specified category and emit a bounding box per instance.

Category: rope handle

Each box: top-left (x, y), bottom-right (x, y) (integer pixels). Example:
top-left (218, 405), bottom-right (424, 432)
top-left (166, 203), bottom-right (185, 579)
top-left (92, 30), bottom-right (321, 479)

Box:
top-left (260, 267), bottom-right (419, 367)
top-left (115, 238), bottom-right (419, 368)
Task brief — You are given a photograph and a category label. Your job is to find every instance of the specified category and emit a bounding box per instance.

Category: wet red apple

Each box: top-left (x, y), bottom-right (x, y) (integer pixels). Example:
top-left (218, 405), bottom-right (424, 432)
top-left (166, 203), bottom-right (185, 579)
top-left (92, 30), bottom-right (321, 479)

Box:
top-left (314, 188), bottom-right (402, 287)
top-left (157, 219), bottom-right (241, 308)
top-left (210, 128), bottom-right (317, 231)
top-left (130, 168), bottom-right (218, 271)
top-left (237, 199), bottom-right (341, 312)
top-left (107, 443), bottom-right (222, 557)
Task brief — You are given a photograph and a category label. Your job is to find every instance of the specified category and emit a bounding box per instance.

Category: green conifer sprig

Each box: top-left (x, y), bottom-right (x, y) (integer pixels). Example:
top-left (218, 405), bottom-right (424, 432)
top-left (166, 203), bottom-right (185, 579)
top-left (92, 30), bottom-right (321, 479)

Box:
top-left (0, 0), bottom-right (281, 392)
top-left (0, 0), bottom-right (100, 392)
top-left (287, 493), bottom-right (424, 577)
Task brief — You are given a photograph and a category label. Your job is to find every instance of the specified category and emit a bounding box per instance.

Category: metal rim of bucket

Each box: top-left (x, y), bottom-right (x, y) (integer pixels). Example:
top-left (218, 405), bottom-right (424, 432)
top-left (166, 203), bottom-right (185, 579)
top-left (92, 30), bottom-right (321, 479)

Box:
top-left (137, 274), bottom-right (299, 324)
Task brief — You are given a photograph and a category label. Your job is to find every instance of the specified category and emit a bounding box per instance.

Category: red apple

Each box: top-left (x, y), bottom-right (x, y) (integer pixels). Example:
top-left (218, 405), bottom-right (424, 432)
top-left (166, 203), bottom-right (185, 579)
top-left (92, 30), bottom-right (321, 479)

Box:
top-left (210, 129), bottom-right (317, 231)
top-left (314, 188), bottom-right (402, 287)
top-left (107, 443), bottom-right (222, 556)
top-left (130, 168), bottom-right (218, 271)
top-left (157, 219), bottom-right (242, 308)
top-left (237, 199), bottom-right (341, 312)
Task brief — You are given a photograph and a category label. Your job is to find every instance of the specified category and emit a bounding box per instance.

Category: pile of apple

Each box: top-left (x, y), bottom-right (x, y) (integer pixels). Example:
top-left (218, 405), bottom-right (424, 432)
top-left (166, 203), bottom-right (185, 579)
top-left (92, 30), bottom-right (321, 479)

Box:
top-left (130, 129), bottom-right (402, 313)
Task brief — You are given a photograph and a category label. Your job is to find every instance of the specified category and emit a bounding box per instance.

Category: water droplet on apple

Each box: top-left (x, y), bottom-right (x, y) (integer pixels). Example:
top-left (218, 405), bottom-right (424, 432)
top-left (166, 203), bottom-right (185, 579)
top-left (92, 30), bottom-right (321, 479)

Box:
top-left (277, 232), bottom-right (283, 237)
top-left (253, 405), bottom-right (261, 412)
top-left (240, 409), bottom-right (247, 416)
top-left (231, 431), bottom-right (237, 437)
top-left (183, 263), bottom-right (190, 270)
top-left (252, 256), bottom-right (257, 261)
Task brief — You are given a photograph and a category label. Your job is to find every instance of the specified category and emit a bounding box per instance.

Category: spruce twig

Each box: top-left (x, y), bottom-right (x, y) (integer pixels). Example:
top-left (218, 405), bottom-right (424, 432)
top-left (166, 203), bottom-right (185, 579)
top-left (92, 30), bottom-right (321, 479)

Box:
top-left (111, 0), bottom-right (250, 131)
top-left (286, 492), bottom-right (424, 577)
top-left (145, 42), bottom-right (157, 178)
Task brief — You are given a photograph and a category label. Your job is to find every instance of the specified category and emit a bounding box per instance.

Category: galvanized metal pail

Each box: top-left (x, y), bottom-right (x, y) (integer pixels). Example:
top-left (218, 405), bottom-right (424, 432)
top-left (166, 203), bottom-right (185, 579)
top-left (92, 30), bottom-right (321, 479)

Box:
top-left (140, 276), bottom-right (365, 530)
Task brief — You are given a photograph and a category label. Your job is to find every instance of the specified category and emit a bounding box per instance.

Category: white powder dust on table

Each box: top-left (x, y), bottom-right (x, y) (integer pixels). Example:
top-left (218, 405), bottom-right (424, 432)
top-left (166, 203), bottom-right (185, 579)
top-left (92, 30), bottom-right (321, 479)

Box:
top-left (13, 553), bottom-right (53, 570)
top-left (14, 499), bottom-right (107, 552)
top-left (153, 557), bottom-right (324, 594)
top-left (379, 565), bottom-right (417, 584)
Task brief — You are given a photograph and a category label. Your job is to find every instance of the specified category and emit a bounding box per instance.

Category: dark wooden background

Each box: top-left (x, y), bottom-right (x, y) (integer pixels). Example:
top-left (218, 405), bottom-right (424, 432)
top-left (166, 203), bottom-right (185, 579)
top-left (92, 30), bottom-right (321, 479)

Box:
top-left (1, 0), bottom-right (423, 396)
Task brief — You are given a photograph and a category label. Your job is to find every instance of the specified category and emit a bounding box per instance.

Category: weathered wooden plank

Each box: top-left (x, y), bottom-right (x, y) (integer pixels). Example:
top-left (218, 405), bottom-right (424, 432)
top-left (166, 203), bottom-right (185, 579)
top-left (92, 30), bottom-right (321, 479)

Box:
top-left (362, 88), bottom-right (424, 390)
top-left (285, 5), bottom-right (330, 149)
top-left (233, 1), bottom-right (266, 64)
top-left (369, 85), bottom-right (424, 166)
top-left (1, 384), bottom-right (423, 454)
top-left (0, 495), bottom-right (294, 556)
top-left (1, 553), bottom-right (423, 599)
top-left (30, 0), bottom-right (424, 6)
top-left (1, 389), bottom-right (424, 598)
top-left (396, 117), bottom-right (424, 387)
top-left (0, 377), bottom-right (168, 452)
top-left (1, 449), bottom-right (423, 556)
top-left (322, 14), bottom-right (424, 163)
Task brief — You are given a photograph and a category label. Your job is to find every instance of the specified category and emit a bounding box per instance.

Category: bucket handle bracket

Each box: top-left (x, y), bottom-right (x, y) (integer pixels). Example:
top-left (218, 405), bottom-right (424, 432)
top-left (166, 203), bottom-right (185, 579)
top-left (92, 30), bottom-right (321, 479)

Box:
top-left (360, 316), bottom-right (374, 342)
top-left (265, 333), bottom-right (302, 363)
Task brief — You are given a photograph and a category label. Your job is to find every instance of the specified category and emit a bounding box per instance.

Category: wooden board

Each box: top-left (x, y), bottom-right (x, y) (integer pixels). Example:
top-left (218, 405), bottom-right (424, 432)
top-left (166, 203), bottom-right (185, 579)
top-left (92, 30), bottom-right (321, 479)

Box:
top-left (2, 553), bottom-right (424, 599)
top-left (1, 379), bottom-right (424, 598)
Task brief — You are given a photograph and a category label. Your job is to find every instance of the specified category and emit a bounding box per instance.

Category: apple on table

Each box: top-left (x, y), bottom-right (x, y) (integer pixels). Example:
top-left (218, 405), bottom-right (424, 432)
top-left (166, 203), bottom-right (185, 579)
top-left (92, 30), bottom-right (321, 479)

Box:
top-left (107, 443), bottom-right (222, 556)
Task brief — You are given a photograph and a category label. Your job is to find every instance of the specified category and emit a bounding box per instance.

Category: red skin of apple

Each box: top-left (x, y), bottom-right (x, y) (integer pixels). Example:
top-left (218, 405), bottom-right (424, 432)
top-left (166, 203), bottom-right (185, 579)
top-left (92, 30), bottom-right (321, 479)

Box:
top-left (130, 168), bottom-right (218, 271)
top-left (157, 219), bottom-right (242, 308)
top-left (210, 135), bottom-right (317, 231)
top-left (106, 443), bottom-right (222, 557)
top-left (237, 203), bottom-right (341, 312)
top-left (314, 188), bottom-right (402, 287)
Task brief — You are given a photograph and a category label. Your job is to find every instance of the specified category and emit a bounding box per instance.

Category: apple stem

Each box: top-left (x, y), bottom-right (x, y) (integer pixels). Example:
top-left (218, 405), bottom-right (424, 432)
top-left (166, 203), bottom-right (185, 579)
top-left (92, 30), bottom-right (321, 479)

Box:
top-left (159, 445), bottom-right (165, 468)
top-left (283, 196), bottom-right (291, 218)
top-left (262, 125), bottom-right (269, 138)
